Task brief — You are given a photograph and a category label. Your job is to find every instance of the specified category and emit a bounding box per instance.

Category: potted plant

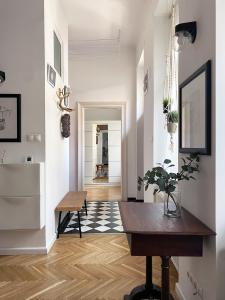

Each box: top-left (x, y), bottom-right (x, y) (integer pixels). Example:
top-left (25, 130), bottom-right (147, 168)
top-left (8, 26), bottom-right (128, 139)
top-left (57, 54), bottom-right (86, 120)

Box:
top-left (167, 110), bottom-right (178, 133)
top-left (163, 98), bottom-right (171, 114)
top-left (138, 153), bottom-right (200, 218)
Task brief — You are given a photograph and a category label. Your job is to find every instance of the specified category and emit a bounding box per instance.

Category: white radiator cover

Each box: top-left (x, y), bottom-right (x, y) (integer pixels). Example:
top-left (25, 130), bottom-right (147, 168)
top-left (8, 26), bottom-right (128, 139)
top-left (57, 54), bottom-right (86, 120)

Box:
top-left (0, 163), bottom-right (45, 230)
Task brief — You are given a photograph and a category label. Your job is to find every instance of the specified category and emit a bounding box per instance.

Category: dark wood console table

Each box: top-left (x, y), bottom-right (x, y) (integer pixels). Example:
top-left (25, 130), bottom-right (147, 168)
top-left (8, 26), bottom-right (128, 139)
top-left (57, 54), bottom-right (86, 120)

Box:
top-left (119, 202), bottom-right (215, 300)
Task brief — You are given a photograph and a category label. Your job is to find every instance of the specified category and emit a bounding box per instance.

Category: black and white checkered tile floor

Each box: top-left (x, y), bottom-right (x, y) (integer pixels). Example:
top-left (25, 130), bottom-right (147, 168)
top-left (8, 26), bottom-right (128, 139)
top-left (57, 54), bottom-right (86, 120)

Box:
top-left (63, 201), bottom-right (124, 234)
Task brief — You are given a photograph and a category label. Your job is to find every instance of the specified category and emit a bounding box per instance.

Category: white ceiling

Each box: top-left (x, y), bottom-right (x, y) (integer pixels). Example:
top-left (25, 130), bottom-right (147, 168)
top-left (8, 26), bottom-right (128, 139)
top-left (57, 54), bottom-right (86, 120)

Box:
top-left (62, 0), bottom-right (149, 55)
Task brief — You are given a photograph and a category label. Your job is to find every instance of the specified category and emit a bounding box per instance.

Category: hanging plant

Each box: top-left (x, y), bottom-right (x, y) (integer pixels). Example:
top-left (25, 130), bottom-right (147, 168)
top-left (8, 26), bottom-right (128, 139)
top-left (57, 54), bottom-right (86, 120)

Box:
top-left (166, 110), bottom-right (178, 151)
top-left (163, 98), bottom-right (171, 114)
top-left (167, 110), bottom-right (178, 134)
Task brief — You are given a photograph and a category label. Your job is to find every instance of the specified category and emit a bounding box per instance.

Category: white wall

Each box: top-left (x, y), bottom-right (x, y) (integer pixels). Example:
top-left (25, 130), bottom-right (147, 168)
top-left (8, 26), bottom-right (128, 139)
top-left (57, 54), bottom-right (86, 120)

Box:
top-left (136, 52), bottom-right (144, 200)
top-left (0, 0), bottom-right (46, 251)
top-left (136, 1), bottom-right (176, 202)
top-left (177, 1), bottom-right (216, 299)
top-left (69, 49), bottom-right (136, 197)
top-left (136, 1), bottom-right (155, 202)
top-left (153, 16), bottom-right (178, 170)
top-left (0, 0), bottom-right (70, 253)
top-left (44, 0), bottom-right (69, 247)
top-left (216, 1), bottom-right (225, 298)
top-left (0, 0), bottom-right (45, 163)
top-left (85, 108), bottom-right (121, 121)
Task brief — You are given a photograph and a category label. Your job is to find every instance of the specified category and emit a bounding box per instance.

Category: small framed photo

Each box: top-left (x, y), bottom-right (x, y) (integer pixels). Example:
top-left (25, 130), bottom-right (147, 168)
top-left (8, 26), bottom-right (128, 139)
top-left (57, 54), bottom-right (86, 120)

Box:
top-left (47, 64), bottom-right (56, 87)
top-left (144, 71), bottom-right (149, 95)
top-left (0, 94), bottom-right (21, 142)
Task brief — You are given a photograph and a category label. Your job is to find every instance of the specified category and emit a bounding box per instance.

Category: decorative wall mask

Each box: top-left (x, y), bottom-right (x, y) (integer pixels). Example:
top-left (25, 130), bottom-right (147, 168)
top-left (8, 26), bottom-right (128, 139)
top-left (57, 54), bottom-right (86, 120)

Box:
top-left (61, 113), bottom-right (70, 138)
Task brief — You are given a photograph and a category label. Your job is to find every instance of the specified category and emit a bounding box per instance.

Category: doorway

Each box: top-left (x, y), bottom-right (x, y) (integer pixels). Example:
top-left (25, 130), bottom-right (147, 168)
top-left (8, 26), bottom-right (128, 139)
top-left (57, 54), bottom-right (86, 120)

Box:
top-left (77, 102), bottom-right (127, 201)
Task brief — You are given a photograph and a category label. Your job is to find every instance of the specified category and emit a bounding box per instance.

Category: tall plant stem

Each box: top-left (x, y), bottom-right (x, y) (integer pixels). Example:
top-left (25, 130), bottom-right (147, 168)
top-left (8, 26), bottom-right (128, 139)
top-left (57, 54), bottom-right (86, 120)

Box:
top-left (168, 192), bottom-right (178, 211)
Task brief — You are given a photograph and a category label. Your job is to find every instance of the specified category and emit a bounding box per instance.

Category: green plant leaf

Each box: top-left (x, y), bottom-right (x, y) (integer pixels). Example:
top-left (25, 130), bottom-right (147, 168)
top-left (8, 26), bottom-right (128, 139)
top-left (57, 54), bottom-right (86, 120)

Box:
top-left (164, 159), bottom-right (172, 164)
top-left (169, 172), bottom-right (177, 179)
top-left (181, 158), bottom-right (186, 164)
top-left (157, 178), bottom-right (166, 191)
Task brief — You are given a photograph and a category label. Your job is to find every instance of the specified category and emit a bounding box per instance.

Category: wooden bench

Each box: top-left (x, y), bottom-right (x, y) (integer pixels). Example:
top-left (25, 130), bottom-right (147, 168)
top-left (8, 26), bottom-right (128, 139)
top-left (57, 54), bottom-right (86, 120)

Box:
top-left (55, 191), bottom-right (87, 238)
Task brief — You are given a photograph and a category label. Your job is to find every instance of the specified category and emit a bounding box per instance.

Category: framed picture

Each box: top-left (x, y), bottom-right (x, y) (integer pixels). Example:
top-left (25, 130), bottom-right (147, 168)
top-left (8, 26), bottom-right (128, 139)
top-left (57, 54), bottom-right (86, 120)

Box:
top-left (0, 94), bottom-right (21, 142)
top-left (144, 71), bottom-right (149, 95)
top-left (47, 64), bottom-right (56, 87)
top-left (179, 60), bottom-right (211, 155)
top-left (54, 31), bottom-right (62, 77)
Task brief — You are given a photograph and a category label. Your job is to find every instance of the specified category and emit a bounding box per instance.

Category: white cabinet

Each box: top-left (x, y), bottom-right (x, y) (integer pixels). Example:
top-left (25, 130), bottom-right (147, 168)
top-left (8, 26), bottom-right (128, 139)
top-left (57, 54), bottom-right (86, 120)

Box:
top-left (108, 121), bottom-right (121, 184)
top-left (84, 122), bottom-right (97, 184)
top-left (0, 163), bottom-right (45, 230)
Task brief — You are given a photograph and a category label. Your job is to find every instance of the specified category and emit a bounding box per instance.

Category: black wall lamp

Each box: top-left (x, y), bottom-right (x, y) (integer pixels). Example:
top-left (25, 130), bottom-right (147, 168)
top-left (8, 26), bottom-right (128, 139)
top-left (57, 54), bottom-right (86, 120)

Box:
top-left (0, 71), bottom-right (6, 83)
top-left (175, 21), bottom-right (197, 51)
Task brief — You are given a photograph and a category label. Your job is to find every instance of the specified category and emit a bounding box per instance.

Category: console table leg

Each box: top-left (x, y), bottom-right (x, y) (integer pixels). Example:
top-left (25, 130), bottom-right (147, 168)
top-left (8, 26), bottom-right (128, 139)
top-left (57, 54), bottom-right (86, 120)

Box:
top-left (124, 256), bottom-right (161, 300)
top-left (161, 256), bottom-right (171, 300)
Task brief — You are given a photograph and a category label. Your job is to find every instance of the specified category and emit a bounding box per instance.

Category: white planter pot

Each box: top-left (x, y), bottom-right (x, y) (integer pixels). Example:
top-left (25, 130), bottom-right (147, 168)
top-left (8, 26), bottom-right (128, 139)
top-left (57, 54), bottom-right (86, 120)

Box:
top-left (167, 122), bottom-right (177, 134)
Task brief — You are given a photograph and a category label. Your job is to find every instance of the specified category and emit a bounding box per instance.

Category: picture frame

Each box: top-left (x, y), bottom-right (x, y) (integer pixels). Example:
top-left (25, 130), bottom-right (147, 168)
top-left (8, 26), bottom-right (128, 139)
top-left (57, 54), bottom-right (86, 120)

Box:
top-left (0, 94), bottom-right (21, 142)
top-left (179, 60), bottom-right (211, 155)
top-left (144, 71), bottom-right (149, 95)
top-left (54, 31), bottom-right (62, 77)
top-left (47, 64), bottom-right (56, 87)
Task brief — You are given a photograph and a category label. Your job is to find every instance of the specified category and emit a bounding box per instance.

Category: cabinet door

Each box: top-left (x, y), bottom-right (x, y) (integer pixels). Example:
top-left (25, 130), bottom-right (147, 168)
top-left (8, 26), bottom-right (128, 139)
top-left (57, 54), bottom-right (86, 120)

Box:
top-left (108, 121), bottom-right (121, 184)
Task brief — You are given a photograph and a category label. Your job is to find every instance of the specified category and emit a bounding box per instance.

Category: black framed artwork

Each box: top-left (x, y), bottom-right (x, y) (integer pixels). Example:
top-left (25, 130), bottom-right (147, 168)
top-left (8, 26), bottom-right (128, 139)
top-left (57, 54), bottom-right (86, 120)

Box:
top-left (0, 94), bottom-right (21, 142)
top-left (179, 60), bottom-right (211, 155)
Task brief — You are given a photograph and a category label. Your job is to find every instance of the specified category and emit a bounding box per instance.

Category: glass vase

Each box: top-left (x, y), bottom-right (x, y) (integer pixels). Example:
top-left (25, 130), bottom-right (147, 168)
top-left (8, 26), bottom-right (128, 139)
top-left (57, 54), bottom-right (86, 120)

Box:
top-left (164, 191), bottom-right (181, 218)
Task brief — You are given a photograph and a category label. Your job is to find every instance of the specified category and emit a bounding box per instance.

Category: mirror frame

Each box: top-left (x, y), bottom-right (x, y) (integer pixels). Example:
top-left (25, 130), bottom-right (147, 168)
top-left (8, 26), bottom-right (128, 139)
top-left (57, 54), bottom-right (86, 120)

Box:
top-left (179, 60), bottom-right (211, 155)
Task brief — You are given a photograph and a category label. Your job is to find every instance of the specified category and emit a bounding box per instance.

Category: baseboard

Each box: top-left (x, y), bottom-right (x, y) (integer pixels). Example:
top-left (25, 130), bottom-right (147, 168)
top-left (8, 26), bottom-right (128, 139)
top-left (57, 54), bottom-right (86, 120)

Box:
top-left (0, 246), bottom-right (48, 255)
top-left (127, 197), bottom-right (136, 202)
top-left (175, 283), bottom-right (186, 300)
top-left (127, 197), bottom-right (144, 202)
top-left (0, 233), bottom-right (57, 256)
top-left (46, 233), bottom-right (57, 253)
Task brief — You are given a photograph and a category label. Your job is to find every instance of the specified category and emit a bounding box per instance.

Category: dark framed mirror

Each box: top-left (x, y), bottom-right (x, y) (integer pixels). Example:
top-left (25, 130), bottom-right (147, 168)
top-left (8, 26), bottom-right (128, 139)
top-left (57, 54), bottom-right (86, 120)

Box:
top-left (179, 60), bottom-right (211, 155)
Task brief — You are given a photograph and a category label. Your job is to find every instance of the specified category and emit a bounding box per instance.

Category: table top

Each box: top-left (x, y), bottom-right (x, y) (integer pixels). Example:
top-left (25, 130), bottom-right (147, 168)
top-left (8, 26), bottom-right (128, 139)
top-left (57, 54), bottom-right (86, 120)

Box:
top-left (56, 191), bottom-right (87, 212)
top-left (119, 202), bottom-right (215, 237)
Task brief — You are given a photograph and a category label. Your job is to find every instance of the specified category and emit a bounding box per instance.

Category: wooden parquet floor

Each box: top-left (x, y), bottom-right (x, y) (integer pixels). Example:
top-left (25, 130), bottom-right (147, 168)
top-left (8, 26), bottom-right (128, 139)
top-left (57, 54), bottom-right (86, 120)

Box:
top-left (84, 186), bottom-right (122, 202)
top-left (0, 235), bottom-right (178, 300)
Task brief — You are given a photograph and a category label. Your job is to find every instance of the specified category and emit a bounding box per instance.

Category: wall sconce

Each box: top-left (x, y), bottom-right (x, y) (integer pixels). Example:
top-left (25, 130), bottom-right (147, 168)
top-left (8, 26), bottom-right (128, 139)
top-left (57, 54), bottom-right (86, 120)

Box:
top-left (0, 71), bottom-right (6, 83)
top-left (56, 85), bottom-right (74, 112)
top-left (175, 21), bottom-right (197, 51)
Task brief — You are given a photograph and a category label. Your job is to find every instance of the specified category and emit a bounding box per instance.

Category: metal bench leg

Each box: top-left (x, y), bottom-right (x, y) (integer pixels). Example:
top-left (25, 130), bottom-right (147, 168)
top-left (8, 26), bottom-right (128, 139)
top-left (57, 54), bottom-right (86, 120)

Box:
top-left (84, 199), bottom-right (88, 216)
top-left (77, 211), bottom-right (82, 238)
top-left (57, 211), bottom-right (62, 239)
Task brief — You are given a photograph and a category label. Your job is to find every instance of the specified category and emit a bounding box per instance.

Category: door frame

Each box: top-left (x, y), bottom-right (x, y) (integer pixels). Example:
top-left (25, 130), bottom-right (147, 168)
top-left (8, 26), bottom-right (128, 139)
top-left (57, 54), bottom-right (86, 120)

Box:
top-left (77, 101), bottom-right (127, 201)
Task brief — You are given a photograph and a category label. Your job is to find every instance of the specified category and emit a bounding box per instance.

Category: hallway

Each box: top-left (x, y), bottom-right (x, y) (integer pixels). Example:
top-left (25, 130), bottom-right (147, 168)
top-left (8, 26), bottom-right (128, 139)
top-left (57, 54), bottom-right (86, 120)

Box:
top-left (0, 235), bottom-right (178, 300)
